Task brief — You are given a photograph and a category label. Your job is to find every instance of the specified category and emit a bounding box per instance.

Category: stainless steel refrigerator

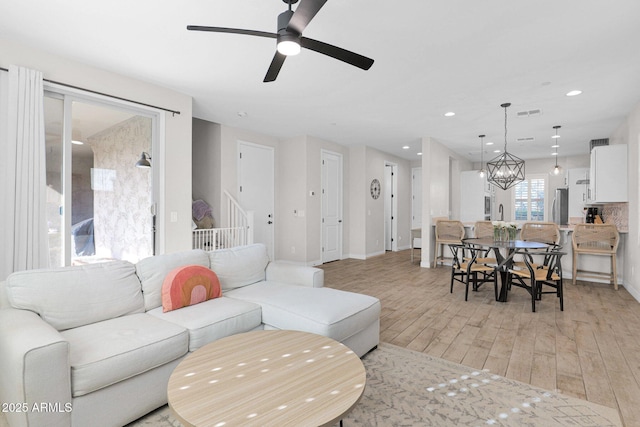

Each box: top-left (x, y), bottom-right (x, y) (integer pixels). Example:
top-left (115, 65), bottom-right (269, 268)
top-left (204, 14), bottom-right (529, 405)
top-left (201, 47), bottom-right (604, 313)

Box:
top-left (552, 188), bottom-right (569, 225)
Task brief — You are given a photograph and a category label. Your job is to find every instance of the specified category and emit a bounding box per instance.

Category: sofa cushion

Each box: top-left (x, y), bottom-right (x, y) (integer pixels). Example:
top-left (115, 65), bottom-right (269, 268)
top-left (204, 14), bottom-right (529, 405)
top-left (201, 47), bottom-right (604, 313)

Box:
top-left (208, 244), bottom-right (269, 291)
top-left (225, 282), bottom-right (381, 342)
top-left (6, 261), bottom-right (144, 331)
top-left (162, 265), bottom-right (221, 312)
top-left (148, 297), bottom-right (263, 351)
top-left (60, 313), bottom-right (188, 397)
top-left (136, 249), bottom-right (210, 311)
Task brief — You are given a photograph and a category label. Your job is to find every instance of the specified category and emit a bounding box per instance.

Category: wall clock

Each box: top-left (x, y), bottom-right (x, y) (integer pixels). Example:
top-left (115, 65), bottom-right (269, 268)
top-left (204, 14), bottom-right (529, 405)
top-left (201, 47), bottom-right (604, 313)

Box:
top-left (370, 179), bottom-right (381, 199)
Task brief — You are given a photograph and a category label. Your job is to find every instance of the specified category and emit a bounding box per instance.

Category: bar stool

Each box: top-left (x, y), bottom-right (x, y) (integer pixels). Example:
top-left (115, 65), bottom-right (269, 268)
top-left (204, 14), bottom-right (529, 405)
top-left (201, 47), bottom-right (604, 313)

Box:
top-left (433, 220), bottom-right (465, 267)
top-left (572, 224), bottom-right (619, 290)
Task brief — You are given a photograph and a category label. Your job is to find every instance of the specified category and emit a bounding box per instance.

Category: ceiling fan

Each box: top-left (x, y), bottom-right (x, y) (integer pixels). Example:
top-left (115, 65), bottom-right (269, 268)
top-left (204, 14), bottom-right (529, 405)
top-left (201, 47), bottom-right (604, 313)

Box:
top-left (187, 0), bottom-right (374, 82)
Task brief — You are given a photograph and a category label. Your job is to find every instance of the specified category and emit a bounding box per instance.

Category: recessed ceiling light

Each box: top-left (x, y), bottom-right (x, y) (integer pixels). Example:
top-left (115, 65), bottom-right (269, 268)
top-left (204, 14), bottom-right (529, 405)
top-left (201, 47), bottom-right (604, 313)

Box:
top-left (566, 90), bottom-right (582, 97)
top-left (417, 152), bottom-right (423, 156)
top-left (551, 134), bottom-right (561, 139)
top-left (444, 112), bottom-right (455, 117)
top-left (551, 152), bottom-right (559, 156)
top-left (71, 140), bottom-right (84, 145)
top-left (493, 149), bottom-right (501, 153)
top-left (486, 141), bottom-right (494, 146)
top-left (551, 144), bottom-right (560, 148)
top-left (402, 145), bottom-right (410, 150)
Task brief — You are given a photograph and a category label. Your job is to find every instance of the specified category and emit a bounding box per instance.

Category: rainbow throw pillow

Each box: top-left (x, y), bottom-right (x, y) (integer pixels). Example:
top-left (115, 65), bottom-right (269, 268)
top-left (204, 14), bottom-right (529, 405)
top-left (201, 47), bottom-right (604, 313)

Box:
top-left (162, 265), bottom-right (222, 312)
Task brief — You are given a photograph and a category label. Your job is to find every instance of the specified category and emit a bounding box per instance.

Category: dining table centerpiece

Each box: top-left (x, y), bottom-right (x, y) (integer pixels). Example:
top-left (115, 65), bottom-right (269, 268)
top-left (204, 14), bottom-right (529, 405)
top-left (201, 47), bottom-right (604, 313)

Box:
top-left (492, 221), bottom-right (518, 241)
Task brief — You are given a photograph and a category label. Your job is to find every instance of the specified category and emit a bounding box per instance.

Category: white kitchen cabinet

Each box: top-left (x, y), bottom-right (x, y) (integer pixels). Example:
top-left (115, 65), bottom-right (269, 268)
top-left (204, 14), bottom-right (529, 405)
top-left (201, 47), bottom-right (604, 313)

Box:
top-left (590, 145), bottom-right (628, 203)
top-left (567, 168), bottom-right (590, 219)
top-left (460, 170), bottom-right (491, 222)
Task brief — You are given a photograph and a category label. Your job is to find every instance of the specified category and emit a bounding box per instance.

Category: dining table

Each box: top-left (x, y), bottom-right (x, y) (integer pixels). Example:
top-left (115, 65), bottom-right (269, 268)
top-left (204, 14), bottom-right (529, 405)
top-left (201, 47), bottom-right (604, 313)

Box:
top-left (462, 237), bottom-right (550, 302)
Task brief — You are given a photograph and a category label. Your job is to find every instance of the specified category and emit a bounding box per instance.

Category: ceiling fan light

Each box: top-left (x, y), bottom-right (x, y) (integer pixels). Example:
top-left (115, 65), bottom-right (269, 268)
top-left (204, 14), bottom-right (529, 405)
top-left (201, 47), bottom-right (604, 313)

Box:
top-left (277, 39), bottom-right (300, 56)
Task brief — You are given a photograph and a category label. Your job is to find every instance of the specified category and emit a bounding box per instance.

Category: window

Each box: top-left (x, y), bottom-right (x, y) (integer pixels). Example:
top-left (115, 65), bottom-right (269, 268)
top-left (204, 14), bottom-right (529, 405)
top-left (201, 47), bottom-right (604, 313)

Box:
top-left (513, 175), bottom-right (546, 221)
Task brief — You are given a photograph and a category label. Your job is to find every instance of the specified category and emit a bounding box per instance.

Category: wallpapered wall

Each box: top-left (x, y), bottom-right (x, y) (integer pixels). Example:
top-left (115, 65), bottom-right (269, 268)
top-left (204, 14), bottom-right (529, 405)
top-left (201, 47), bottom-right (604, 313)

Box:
top-left (89, 115), bottom-right (152, 262)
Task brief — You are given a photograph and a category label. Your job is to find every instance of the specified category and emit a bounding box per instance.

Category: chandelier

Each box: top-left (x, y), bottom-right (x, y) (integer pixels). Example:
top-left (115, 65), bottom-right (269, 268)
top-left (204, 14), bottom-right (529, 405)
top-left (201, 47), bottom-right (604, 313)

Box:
top-left (486, 102), bottom-right (525, 190)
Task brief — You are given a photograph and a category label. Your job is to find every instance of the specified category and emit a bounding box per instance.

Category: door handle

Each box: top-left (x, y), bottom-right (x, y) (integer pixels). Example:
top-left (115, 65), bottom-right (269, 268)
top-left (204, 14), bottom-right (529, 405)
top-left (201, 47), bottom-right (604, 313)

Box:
top-left (338, 220), bottom-right (342, 223)
top-left (267, 221), bottom-right (273, 225)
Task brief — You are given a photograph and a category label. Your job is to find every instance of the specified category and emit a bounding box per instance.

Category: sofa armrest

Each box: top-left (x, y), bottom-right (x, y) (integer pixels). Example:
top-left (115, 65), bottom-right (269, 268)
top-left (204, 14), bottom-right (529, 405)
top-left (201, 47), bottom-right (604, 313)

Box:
top-left (0, 308), bottom-right (71, 427)
top-left (0, 281), bottom-right (10, 309)
top-left (265, 262), bottom-right (324, 288)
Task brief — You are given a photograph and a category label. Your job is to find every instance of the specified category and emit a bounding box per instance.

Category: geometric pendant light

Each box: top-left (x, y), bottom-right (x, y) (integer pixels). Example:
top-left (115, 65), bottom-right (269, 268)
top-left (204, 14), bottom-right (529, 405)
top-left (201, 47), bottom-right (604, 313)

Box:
top-left (486, 102), bottom-right (525, 190)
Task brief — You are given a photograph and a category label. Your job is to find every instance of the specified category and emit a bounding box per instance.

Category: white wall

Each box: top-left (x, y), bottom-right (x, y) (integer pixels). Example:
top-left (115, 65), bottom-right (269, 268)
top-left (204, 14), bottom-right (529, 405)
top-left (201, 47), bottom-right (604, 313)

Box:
top-left (0, 38), bottom-right (194, 255)
top-left (610, 100), bottom-right (640, 301)
top-left (278, 136), bottom-right (308, 263)
top-left (420, 137), bottom-right (473, 268)
top-left (348, 146), bottom-right (367, 258)
top-left (347, 145), bottom-right (412, 259)
top-left (192, 119), bottom-right (222, 224)
top-left (205, 125), bottom-right (356, 266)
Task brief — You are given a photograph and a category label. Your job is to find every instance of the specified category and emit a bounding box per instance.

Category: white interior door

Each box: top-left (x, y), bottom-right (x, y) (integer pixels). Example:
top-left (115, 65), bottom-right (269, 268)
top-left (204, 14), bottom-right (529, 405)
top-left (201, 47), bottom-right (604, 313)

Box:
top-left (321, 150), bottom-right (343, 263)
top-left (238, 141), bottom-right (275, 260)
top-left (384, 163), bottom-right (398, 251)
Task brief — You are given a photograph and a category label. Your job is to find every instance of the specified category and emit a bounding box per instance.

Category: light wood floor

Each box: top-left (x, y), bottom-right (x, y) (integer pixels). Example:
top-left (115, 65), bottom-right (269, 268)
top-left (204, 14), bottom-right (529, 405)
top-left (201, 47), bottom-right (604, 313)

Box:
top-left (320, 250), bottom-right (640, 427)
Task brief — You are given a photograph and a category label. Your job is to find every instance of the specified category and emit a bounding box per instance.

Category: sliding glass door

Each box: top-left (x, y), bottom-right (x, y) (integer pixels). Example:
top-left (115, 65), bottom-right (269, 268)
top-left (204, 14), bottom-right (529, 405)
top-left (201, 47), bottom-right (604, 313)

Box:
top-left (44, 92), bottom-right (157, 266)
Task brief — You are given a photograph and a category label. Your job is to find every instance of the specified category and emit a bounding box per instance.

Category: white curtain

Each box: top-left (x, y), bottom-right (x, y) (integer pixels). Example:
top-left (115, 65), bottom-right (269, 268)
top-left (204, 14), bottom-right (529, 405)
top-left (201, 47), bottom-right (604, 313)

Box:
top-left (0, 65), bottom-right (49, 280)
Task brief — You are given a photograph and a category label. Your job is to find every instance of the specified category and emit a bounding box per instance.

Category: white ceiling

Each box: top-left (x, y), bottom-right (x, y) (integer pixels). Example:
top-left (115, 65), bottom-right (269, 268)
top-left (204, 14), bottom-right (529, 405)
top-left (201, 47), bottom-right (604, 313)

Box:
top-left (3, 0), bottom-right (640, 162)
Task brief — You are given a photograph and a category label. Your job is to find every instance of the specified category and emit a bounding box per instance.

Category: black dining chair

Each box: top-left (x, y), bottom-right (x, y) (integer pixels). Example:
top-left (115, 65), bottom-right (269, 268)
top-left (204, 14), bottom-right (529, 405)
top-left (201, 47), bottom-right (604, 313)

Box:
top-left (508, 250), bottom-right (565, 312)
top-left (449, 244), bottom-right (497, 301)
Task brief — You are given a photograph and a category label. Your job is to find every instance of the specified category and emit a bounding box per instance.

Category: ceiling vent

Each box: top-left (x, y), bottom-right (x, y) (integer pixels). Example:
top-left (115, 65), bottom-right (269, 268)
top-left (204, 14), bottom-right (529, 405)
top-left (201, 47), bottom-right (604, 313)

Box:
top-left (516, 137), bottom-right (535, 142)
top-left (516, 109), bottom-right (543, 117)
top-left (589, 138), bottom-right (609, 151)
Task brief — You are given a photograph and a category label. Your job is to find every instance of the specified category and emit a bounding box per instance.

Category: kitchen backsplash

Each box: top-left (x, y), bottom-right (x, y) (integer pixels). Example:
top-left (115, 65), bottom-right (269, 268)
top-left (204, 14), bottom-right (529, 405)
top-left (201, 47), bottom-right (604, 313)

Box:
top-left (602, 203), bottom-right (628, 232)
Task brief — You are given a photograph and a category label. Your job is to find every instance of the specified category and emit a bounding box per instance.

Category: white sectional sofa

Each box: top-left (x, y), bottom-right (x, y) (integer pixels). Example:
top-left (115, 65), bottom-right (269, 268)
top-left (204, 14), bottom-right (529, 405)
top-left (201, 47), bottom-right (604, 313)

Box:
top-left (0, 244), bottom-right (380, 427)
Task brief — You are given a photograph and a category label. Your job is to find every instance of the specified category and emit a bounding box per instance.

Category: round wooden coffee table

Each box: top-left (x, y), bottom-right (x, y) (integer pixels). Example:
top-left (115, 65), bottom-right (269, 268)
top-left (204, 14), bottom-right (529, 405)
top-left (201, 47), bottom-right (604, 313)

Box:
top-left (167, 330), bottom-right (366, 426)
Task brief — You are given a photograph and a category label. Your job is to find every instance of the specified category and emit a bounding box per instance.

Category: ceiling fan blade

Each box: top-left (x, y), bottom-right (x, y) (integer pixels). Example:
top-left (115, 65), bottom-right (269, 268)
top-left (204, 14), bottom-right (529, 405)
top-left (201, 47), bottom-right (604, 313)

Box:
top-left (287, 0), bottom-right (328, 34)
top-left (264, 52), bottom-right (287, 82)
top-left (187, 26), bottom-right (276, 39)
top-left (301, 37), bottom-right (374, 70)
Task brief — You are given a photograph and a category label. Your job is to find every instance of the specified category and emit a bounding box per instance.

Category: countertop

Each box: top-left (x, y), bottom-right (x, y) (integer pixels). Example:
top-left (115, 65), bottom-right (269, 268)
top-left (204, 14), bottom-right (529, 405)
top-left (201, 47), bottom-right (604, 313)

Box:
top-left (560, 224), bottom-right (628, 233)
